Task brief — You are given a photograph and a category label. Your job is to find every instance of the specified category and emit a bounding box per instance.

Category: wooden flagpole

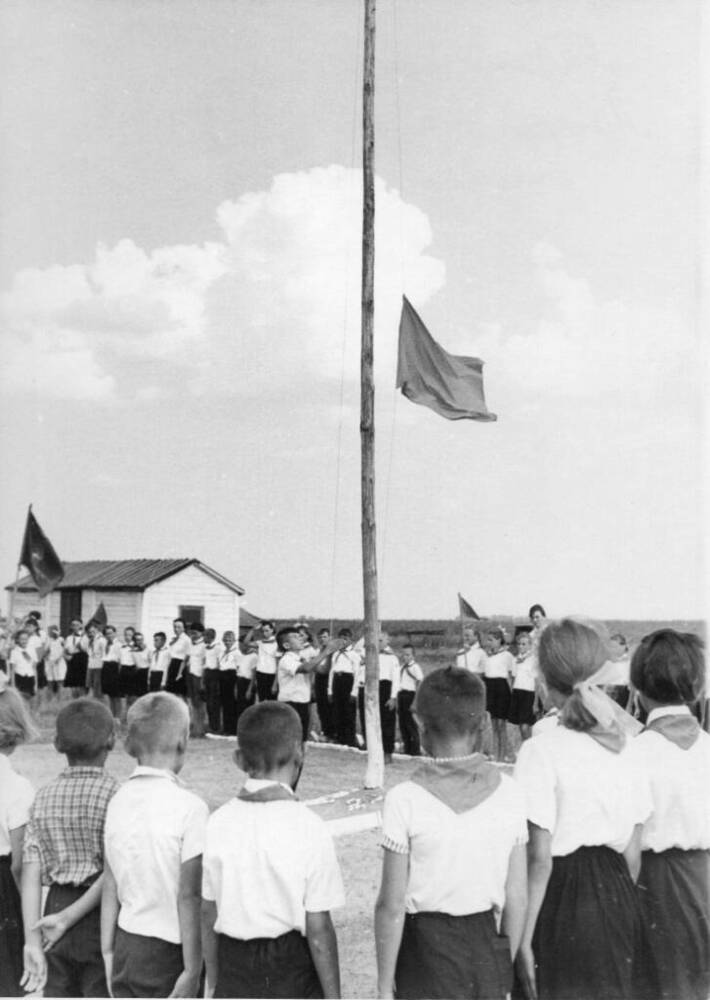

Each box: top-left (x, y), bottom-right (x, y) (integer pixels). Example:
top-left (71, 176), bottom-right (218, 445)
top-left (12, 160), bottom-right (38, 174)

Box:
top-left (361, 0), bottom-right (384, 789)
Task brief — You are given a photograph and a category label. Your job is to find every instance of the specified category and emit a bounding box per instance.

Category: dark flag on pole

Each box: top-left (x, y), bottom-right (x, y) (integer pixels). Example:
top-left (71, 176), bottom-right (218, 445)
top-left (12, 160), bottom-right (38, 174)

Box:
top-left (458, 593), bottom-right (481, 621)
top-left (19, 508), bottom-right (64, 598)
top-left (396, 296), bottom-right (497, 422)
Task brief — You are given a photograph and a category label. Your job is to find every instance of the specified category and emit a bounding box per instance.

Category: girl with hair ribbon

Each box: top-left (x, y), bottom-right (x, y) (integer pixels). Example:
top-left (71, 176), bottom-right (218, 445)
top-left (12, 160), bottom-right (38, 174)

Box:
top-left (513, 618), bottom-right (650, 1000)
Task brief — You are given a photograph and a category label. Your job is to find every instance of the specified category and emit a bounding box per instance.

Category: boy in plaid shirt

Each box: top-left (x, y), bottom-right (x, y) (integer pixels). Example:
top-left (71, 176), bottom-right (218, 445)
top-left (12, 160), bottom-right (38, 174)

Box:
top-left (21, 699), bottom-right (118, 997)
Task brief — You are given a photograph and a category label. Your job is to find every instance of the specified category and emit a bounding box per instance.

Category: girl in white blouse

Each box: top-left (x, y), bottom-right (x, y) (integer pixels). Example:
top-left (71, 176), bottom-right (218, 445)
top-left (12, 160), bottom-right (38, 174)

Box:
top-left (0, 675), bottom-right (37, 996)
top-left (626, 629), bottom-right (710, 1000)
top-left (513, 618), bottom-right (650, 1000)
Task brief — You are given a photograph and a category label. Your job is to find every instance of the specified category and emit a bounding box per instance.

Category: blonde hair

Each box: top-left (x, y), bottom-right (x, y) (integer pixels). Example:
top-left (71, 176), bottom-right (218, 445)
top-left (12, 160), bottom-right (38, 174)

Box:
top-left (0, 686), bottom-right (39, 749)
top-left (538, 618), bottom-right (609, 732)
top-left (125, 692), bottom-right (189, 758)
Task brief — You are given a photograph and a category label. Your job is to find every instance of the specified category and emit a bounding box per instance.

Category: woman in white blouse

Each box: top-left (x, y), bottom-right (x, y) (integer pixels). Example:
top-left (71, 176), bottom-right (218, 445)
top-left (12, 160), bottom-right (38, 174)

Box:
top-left (514, 618), bottom-right (649, 1000)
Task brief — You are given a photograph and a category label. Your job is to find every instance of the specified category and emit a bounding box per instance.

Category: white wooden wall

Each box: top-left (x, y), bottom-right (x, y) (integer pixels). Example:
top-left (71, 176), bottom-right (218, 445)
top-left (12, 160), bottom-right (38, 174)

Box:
top-left (141, 565), bottom-right (241, 639)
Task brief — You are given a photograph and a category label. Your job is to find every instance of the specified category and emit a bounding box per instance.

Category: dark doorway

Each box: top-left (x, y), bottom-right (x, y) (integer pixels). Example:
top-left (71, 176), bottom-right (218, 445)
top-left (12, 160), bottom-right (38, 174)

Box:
top-left (60, 590), bottom-right (82, 636)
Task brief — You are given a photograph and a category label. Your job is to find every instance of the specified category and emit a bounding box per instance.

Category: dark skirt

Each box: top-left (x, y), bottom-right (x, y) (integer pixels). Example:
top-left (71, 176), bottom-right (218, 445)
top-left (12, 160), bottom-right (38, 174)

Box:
top-left (215, 929), bottom-right (323, 999)
top-left (65, 650), bottom-right (88, 688)
top-left (112, 927), bottom-right (183, 998)
top-left (395, 910), bottom-right (512, 1000)
top-left (102, 661), bottom-right (121, 697)
top-left (149, 670), bottom-right (163, 692)
top-left (483, 677), bottom-right (510, 720)
top-left (165, 658), bottom-right (186, 697)
top-left (636, 847), bottom-right (710, 1000)
top-left (533, 845), bottom-right (641, 1000)
top-left (0, 855), bottom-right (24, 997)
top-left (14, 673), bottom-right (36, 697)
top-left (508, 688), bottom-right (535, 726)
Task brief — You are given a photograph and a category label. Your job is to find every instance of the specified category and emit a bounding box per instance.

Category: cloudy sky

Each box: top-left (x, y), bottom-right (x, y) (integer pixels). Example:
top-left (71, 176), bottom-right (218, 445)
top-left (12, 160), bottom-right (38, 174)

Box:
top-left (0, 0), bottom-right (703, 621)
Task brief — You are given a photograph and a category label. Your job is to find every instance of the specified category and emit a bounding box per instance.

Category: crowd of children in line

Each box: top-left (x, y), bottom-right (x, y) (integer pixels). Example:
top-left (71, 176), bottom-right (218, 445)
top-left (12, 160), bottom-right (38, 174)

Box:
top-left (0, 610), bottom-right (708, 1000)
top-left (0, 603), bottom-right (642, 770)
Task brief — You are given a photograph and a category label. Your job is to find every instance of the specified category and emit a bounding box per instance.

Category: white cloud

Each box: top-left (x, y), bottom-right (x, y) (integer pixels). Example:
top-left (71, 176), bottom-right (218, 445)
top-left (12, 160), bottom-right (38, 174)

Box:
top-left (0, 166), bottom-right (444, 401)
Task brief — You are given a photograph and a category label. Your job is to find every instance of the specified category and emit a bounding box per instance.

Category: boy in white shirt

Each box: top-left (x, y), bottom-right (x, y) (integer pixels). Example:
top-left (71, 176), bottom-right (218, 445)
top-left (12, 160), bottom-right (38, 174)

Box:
top-left (149, 632), bottom-right (171, 692)
top-left (455, 626), bottom-right (488, 675)
top-left (251, 621), bottom-right (279, 702)
top-left (86, 622), bottom-right (107, 701)
top-left (10, 630), bottom-right (38, 701)
top-left (202, 702), bottom-right (344, 998)
top-left (397, 644), bottom-right (423, 756)
top-left (276, 628), bottom-right (337, 744)
top-left (375, 667), bottom-right (527, 999)
top-left (187, 623), bottom-right (207, 738)
top-left (102, 693), bottom-right (208, 998)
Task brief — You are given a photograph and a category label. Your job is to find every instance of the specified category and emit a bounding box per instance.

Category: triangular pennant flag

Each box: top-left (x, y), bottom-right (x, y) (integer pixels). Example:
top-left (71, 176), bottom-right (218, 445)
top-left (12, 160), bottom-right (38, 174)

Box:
top-left (396, 296), bottom-right (496, 421)
top-left (458, 593), bottom-right (481, 620)
top-left (19, 508), bottom-right (64, 598)
top-left (91, 602), bottom-right (108, 628)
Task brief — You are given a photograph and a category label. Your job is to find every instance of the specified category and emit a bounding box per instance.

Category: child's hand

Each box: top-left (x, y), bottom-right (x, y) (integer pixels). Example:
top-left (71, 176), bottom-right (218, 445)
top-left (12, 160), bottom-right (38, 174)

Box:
top-left (168, 969), bottom-right (200, 997)
top-left (34, 910), bottom-right (69, 950)
top-left (385, 698), bottom-right (396, 711)
top-left (20, 942), bottom-right (47, 994)
top-left (515, 942), bottom-right (538, 1000)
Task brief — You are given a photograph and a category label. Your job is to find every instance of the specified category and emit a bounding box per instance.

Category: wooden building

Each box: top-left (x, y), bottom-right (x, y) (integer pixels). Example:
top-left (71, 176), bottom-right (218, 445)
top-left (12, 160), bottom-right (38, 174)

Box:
top-left (7, 558), bottom-right (245, 638)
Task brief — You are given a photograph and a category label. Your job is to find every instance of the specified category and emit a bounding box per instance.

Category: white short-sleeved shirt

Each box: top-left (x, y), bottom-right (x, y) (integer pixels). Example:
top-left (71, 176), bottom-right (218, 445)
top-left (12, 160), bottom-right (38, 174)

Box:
top-left (202, 781), bottom-right (345, 939)
top-left (399, 661), bottom-right (424, 693)
top-left (625, 706), bottom-right (710, 852)
top-left (168, 633), bottom-right (192, 662)
top-left (277, 651), bottom-right (310, 703)
top-left (236, 651), bottom-right (256, 680)
top-left (10, 647), bottom-right (37, 678)
top-left (218, 646), bottom-right (240, 673)
top-left (484, 650), bottom-right (515, 680)
top-left (26, 635), bottom-right (45, 661)
top-left (591, 656), bottom-right (630, 688)
top-left (104, 767), bottom-right (208, 944)
top-left (132, 648), bottom-right (148, 670)
top-left (456, 645), bottom-right (488, 674)
top-left (204, 643), bottom-right (223, 671)
top-left (88, 635), bottom-right (107, 671)
top-left (256, 639), bottom-right (279, 676)
top-left (381, 774), bottom-right (527, 915)
top-left (47, 637), bottom-right (65, 665)
top-left (378, 652), bottom-right (401, 697)
top-left (512, 654), bottom-right (537, 693)
top-left (104, 637), bottom-right (122, 662)
top-left (189, 640), bottom-right (206, 678)
top-left (64, 634), bottom-right (86, 657)
top-left (513, 726), bottom-right (652, 857)
top-left (328, 647), bottom-right (362, 695)
top-left (0, 754), bottom-right (34, 855)
top-left (119, 643), bottom-right (135, 667)
top-left (149, 647), bottom-right (172, 676)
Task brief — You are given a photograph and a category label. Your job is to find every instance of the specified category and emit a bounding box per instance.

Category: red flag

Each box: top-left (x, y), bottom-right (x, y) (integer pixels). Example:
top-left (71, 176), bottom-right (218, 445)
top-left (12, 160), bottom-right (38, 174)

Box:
top-left (458, 593), bottom-right (480, 620)
top-left (19, 508), bottom-right (64, 598)
top-left (396, 297), bottom-right (496, 421)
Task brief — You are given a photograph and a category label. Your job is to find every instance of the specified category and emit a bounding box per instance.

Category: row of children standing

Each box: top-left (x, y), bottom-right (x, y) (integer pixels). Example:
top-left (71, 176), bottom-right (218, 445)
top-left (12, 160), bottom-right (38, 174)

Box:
top-left (1, 619), bottom-right (708, 999)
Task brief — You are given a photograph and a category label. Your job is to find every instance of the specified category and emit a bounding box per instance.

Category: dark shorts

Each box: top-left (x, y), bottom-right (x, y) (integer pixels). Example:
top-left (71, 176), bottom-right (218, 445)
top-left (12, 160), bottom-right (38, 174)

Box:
top-left (483, 677), bottom-right (511, 720)
top-left (508, 688), bottom-right (535, 726)
top-left (44, 882), bottom-right (107, 998)
top-left (112, 927), bottom-right (183, 998)
top-left (395, 910), bottom-right (512, 1000)
top-left (65, 651), bottom-right (88, 688)
top-left (215, 929), bottom-right (322, 999)
top-left (14, 673), bottom-right (36, 697)
top-left (102, 661), bottom-right (121, 697)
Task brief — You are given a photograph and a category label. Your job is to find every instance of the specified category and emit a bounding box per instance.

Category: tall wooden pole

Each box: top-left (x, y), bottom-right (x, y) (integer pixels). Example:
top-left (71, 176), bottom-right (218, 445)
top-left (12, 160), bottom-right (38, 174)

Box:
top-left (361, 0), bottom-right (384, 789)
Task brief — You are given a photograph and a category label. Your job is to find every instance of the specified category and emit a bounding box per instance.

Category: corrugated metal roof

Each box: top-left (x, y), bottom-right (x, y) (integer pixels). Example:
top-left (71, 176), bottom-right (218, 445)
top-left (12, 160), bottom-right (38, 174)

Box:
top-left (9, 558), bottom-right (244, 595)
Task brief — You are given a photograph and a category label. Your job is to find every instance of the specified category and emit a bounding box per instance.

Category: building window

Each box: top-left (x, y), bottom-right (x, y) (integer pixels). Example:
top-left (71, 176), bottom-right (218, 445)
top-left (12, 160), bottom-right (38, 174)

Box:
top-left (179, 606), bottom-right (204, 628)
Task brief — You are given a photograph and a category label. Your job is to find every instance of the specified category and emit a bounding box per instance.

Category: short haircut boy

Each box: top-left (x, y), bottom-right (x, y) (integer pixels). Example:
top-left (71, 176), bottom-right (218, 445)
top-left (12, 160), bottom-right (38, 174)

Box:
top-left (414, 667), bottom-right (486, 739)
top-left (154, 631), bottom-right (167, 642)
top-left (125, 692), bottom-right (189, 758)
top-left (631, 629), bottom-right (705, 705)
top-left (237, 702), bottom-right (302, 774)
top-left (55, 699), bottom-right (114, 760)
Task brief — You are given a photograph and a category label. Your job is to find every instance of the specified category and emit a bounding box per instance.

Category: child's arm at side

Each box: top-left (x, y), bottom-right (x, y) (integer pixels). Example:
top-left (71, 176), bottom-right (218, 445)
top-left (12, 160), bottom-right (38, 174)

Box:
top-left (170, 855), bottom-right (203, 998)
top-left (20, 858), bottom-right (47, 994)
top-left (201, 899), bottom-right (218, 999)
top-left (305, 910), bottom-right (340, 999)
top-left (36, 873), bottom-right (105, 951)
top-left (101, 860), bottom-right (119, 996)
top-left (515, 823), bottom-right (553, 1000)
top-left (9, 825), bottom-right (26, 890)
top-left (374, 849), bottom-right (409, 1000)
top-left (500, 843), bottom-right (527, 958)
